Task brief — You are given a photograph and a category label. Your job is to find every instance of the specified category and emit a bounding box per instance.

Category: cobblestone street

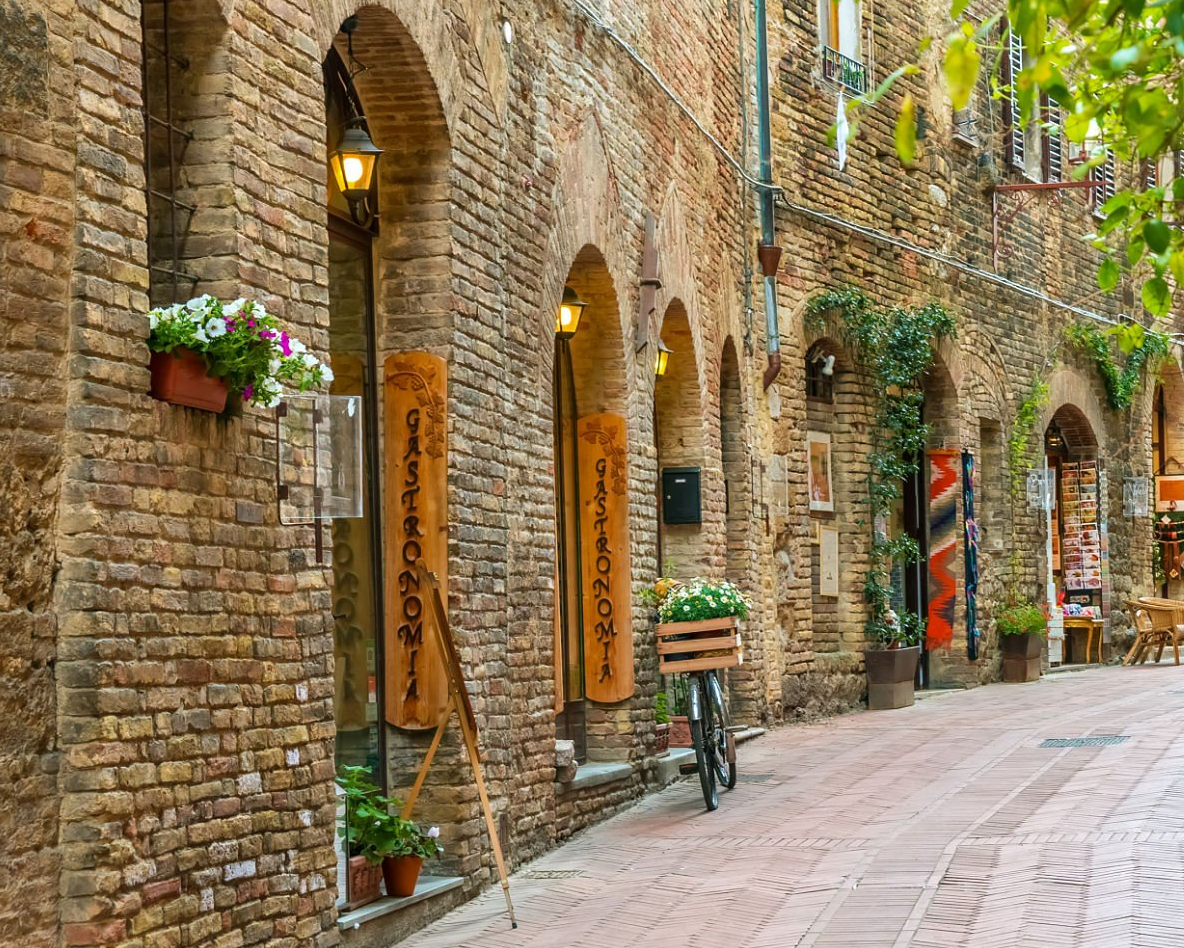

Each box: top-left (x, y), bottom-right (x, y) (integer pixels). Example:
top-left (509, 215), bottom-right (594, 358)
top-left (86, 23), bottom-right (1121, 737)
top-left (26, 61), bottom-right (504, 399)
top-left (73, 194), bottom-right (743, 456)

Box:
top-left (407, 665), bottom-right (1184, 948)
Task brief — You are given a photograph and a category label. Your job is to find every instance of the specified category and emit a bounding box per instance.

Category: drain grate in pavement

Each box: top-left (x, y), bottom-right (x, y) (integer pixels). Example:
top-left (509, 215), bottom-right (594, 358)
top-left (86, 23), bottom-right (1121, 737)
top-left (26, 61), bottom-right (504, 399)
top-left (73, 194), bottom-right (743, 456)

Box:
top-left (737, 773), bottom-right (776, 783)
top-left (1040, 735), bottom-right (1129, 748)
top-left (519, 869), bottom-right (583, 879)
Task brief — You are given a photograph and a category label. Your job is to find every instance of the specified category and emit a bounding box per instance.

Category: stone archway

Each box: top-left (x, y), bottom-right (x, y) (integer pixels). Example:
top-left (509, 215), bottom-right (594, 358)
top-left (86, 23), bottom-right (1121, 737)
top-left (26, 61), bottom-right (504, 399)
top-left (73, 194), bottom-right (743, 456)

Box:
top-left (552, 245), bottom-right (632, 763)
top-left (655, 298), bottom-right (708, 577)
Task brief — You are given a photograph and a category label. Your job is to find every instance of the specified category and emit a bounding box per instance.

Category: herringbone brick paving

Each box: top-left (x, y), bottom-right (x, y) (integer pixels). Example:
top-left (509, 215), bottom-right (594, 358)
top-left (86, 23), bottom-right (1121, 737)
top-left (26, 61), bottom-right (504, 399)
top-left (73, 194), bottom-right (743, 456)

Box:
top-left (403, 666), bottom-right (1184, 947)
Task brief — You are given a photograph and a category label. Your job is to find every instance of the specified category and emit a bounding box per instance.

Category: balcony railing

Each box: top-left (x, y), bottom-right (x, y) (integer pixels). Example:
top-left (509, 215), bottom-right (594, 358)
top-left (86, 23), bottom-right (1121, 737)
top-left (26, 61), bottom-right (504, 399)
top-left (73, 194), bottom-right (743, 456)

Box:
top-left (821, 46), bottom-right (868, 95)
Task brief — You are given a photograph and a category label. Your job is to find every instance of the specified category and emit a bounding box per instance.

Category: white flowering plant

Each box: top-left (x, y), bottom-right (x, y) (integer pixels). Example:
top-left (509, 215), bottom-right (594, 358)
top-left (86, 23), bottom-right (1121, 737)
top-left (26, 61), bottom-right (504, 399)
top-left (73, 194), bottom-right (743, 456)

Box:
top-left (147, 295), bottom-right (332, 408)
top-left (656, 578), bottom-right (751, 624)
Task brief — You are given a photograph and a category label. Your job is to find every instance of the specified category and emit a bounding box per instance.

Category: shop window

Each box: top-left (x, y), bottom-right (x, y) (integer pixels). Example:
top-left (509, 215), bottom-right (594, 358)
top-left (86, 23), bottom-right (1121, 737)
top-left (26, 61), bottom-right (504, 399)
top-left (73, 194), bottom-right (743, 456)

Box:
top-left (819, 0), bottom-right (867, 94)
top-left (141, 0), bottom-right (197, 304)
top-left (325, 51), bottom-right (384, 780)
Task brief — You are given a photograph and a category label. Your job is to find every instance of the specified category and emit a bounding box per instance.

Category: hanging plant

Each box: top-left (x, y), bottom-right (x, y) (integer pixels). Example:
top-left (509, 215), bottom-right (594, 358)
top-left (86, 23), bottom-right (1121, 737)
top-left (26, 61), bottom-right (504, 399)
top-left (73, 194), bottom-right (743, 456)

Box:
top-left (1064, 322), bottom-right (1169, 412)
top-left (807, 288), bottom-right (956, 648)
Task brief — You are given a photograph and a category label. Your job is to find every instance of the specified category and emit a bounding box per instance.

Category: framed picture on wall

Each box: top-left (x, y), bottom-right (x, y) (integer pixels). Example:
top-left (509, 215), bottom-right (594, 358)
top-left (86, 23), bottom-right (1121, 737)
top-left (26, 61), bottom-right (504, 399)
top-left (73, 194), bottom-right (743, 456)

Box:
top-left (1156, 474), bottom-right (1184, 512)
top-left (819, 525), bottom-right (840, 597)
top-left (807, 431), bottom-right (834, 513)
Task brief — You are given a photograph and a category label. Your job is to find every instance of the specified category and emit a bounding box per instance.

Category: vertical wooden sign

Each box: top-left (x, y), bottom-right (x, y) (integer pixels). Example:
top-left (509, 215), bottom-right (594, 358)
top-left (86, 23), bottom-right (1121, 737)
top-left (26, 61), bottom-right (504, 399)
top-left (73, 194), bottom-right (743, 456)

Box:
top-left (384, 353), bottom-right (449, 729)
top-left (577, 413), bottom-right (634, 703)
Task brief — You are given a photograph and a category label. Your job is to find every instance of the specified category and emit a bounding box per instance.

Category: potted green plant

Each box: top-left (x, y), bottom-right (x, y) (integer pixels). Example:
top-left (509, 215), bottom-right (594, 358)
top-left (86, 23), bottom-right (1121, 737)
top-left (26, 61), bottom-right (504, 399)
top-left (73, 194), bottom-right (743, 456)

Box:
top-left (996, 600), bottom-right (1047, 682)
top-left (146, 295), bottom-right (331, 412)
top-left (336, 765), bottom-right (390, 907)
top-left (375, 816), bottom-right (444, 898)
top-left (336, 765), bottom-right (443, 902)
top-left (864, 607), bottom-right (925, 711)
top-left (654, 690), bottom-right (670, 755)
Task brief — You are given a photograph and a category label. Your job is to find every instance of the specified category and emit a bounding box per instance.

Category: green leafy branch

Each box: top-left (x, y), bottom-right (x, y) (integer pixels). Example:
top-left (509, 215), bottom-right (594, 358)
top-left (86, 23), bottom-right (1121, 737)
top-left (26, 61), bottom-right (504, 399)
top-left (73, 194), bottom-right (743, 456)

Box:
top-left (1008, 377), bottom-right (1051, 502)
top-left (1064, 321), bottom-right (1169, 410)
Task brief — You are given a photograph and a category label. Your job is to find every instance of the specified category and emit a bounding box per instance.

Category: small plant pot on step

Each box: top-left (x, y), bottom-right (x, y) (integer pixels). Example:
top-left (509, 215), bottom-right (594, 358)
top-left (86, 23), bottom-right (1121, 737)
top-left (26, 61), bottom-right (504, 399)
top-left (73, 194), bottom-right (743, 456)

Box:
top-left (382, 855), bottom-right (423, 898)
top-left (347, 855), bottom-right (382, 908)
top-left (1001, 632), bottom-right (1043, 683)
top-left (865, 645), bottom-right (921, 710)
top-left (149, 346), bottom-right (229, 412)
top-left (654, 722), bottom-right (670, 756)
top-left (668, 715), bottom-right (692, 748)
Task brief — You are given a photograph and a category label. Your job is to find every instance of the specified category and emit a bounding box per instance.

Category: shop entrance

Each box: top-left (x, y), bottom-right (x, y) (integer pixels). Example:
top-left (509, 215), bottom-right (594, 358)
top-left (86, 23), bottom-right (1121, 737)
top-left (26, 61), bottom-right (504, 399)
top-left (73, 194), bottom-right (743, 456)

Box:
top-left (1044, 405), bottom-right (1102, 664)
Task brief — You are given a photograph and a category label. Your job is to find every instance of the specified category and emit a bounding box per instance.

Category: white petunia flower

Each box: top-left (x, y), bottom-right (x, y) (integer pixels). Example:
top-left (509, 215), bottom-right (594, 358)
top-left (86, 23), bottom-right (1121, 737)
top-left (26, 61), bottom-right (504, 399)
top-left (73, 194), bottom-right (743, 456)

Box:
top-left (192, 327), bottom-right (209, 345)
top-left (321, 365), bottom-right (334, 383)
top-left (148, 312), bottom-right (159, 330)
top-left (289, 339), bottom-right (307, 355)
top-left (268, 358), bottom-right (281, 375)
top-left (301, 352), bottom-right (318, 368)
top-left (223, 298), bottom-right (247, 317)
top-left (205, 317), bottom-right (228, 338)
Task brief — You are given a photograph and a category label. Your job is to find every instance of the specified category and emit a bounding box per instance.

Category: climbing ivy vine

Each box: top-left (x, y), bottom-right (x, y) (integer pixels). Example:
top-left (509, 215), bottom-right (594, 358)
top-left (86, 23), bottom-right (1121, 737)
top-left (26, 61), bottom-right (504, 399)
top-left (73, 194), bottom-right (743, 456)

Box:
top-left (1064, 323), bottom-right (1169, 412)
top-left (806, 288), bottom-right (956, 648)
top-left (1007, 378), bottom-right (1050, 503)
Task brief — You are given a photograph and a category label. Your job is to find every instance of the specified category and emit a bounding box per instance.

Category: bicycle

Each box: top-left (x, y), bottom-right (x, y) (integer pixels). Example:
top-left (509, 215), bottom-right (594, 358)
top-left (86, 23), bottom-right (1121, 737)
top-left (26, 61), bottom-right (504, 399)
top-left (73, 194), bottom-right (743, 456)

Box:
top-left (685, 666), bottom-right (737, 810)
top-left (656, 614), bottom-right (743, 811)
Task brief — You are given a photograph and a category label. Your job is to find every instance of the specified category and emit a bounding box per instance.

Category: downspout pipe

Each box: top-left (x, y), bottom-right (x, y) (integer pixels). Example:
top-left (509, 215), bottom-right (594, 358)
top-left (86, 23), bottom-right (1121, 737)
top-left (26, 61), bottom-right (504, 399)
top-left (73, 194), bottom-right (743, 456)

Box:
top-left (754, 0), bottom-right (782, 390)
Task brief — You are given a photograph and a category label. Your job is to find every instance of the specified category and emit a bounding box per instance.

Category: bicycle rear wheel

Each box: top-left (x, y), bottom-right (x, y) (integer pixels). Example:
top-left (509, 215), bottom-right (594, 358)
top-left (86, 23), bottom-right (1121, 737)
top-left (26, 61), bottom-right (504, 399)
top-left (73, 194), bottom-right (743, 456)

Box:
top-left (708, 672), bottom-right (737, 790)
top-left (690, 711), bottom-right (718, 811)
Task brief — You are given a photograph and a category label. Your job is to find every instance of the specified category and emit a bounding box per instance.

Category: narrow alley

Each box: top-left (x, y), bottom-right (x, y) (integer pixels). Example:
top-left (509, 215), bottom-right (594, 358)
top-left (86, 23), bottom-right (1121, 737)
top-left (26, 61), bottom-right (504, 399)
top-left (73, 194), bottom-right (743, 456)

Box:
top-left (407, 667), bottom-right (1184, 948)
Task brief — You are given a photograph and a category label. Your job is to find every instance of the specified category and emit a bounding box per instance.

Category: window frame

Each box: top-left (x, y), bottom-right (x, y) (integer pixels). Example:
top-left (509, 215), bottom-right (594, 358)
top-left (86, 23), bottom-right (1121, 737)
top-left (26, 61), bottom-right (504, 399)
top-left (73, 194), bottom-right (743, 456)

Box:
top-left (818, 0), bottom-right (868, 94)
top-left (141, 0), bottom-right (198, 305)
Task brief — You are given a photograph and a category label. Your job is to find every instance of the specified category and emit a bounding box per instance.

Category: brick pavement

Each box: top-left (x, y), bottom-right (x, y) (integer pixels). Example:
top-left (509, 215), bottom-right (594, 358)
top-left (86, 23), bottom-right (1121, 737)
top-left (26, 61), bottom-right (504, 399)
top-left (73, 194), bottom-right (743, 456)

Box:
top-left (404, 665), bottom-right (1184, 947)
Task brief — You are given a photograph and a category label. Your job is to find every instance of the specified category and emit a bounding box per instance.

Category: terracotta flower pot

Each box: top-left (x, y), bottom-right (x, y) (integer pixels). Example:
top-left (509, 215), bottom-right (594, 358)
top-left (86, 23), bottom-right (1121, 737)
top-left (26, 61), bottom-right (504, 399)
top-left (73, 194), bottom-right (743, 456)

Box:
top-left (149, 347), bottom-right (229, 412)
top-left (865, 645), bottom-right (921, 710)
top-left (347, 855), bottom-right (382, 908)
top-left (668, 715), bottom-right (693, 748)
top-left (655, 722), bottom-right (670, 756)
top-left (382, 855), bottom-right (423, 898)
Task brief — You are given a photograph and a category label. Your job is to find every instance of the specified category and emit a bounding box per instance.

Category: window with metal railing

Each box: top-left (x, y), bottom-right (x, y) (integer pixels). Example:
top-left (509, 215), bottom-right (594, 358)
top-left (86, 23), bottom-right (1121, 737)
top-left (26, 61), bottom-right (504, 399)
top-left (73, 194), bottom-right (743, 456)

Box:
top-left (818, 0), bottom-right (866, 94)
top-left (821, 45), bottom-right (867, 94)
top-left (141, 0), bottom-right (197, 305)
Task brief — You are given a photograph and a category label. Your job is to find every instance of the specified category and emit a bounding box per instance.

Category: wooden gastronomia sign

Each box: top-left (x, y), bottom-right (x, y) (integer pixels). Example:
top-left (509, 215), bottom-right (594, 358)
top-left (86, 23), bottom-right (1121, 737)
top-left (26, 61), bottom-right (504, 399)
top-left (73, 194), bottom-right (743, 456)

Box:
top-left (577, 413), bottom-right (634, 704)
top-left (383, 352), bottom-right (449, 729)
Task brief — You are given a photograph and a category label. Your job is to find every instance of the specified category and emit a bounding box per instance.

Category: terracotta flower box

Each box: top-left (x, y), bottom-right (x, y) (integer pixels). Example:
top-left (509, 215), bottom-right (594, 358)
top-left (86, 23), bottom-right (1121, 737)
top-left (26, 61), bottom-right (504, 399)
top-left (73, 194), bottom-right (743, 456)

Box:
top-left (149, 346), bottom-right (229, 412)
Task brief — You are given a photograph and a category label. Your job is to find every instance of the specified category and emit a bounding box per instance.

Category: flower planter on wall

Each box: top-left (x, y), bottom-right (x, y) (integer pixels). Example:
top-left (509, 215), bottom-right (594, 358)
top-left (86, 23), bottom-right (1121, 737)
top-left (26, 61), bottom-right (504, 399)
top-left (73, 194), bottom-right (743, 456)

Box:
top-left (865, 645), bottom-right (921, 710)
top-left (149, 347), bottom-right (229, 412)
top-left (1001, 632), bottom-right (1043, 683)
top-left (668, 715), bottom-right (693, 748)
top-left (654, 722), bottom-right (670, 755)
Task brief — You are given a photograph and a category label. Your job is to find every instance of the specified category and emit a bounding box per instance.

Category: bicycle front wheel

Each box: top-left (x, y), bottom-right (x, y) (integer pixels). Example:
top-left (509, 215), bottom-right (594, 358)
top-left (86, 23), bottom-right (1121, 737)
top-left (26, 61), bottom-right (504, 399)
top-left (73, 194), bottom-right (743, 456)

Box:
top-left (708, 673), bottom-right (737, 790)
top-left (690, 715), bottom-right (718, 811)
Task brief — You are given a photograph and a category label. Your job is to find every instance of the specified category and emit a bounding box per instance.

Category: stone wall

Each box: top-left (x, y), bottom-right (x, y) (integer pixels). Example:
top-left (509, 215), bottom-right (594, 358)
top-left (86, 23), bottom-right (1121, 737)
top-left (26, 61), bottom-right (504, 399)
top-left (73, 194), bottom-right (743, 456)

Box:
top-left (0, 1), bottom-right (74, 944)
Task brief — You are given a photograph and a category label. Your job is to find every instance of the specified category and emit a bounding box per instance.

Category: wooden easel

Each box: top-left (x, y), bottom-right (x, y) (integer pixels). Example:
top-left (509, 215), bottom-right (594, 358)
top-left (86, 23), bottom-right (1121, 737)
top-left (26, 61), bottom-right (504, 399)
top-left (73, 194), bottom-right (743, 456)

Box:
top-left (400, 560), bottom-right (517, 929)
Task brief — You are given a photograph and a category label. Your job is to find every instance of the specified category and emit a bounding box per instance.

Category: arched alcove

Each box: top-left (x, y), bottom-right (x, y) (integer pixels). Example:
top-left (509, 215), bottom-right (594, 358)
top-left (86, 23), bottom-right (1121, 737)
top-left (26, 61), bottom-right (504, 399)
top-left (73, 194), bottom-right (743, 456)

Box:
top-left (655, 299), bottom-right (707, 577)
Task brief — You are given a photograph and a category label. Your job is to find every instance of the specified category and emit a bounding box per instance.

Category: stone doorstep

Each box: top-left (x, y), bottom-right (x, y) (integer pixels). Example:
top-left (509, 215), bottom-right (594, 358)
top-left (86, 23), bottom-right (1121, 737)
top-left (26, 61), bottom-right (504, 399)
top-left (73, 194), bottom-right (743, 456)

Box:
top-left (657, 726), bottom-right (767, 783)
top-left (336, 876), bottom-right (464, 931)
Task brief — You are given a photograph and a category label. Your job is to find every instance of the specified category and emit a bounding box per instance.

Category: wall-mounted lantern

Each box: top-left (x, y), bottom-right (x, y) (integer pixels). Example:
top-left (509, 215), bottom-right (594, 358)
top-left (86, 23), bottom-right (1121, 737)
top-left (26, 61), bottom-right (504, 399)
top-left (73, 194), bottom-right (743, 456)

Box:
top-left (654, 338), bottom-right (671, 377)
top-left (555, 286), bottom-right (587, 339)
top-left (329, 119), bottom-right (382, 211)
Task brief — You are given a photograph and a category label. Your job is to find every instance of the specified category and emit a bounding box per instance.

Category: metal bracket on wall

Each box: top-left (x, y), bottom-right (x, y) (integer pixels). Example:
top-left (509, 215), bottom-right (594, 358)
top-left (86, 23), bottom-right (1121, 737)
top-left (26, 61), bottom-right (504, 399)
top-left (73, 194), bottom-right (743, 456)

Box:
top-left (990, 179), bottom-right (1101, 270)
top-left (636, 211), bottom-right (661, 353)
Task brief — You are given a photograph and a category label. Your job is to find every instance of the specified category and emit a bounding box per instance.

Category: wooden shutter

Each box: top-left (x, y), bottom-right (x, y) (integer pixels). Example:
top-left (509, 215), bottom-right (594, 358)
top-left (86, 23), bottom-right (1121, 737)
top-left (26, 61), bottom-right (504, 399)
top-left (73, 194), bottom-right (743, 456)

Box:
top-left (1091, 154), bottom-right (1117, 213)
top-left (1003, 28), bottom-right (1026, 169)
top-left (1142, 159), bottom-right (1157, 190)
top-left (1042, 96), bottom-right (1063, 182)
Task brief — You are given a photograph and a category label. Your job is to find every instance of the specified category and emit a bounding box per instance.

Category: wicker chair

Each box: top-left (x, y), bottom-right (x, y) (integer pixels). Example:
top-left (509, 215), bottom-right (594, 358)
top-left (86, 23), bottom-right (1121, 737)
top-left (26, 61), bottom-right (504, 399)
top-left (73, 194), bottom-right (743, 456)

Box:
top-left (1123, 600), bottom-right (1180, 666)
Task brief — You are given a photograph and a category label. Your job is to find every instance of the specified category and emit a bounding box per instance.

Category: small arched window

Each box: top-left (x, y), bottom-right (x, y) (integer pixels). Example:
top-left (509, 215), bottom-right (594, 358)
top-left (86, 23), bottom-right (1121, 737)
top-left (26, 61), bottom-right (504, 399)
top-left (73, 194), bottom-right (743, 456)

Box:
top-left (805, 343), bottom-right (835, 403)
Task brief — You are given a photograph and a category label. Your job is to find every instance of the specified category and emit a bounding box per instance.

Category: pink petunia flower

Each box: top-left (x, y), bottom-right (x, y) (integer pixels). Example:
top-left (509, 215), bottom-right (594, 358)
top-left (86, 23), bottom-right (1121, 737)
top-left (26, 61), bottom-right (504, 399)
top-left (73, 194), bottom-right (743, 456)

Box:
top-left (243, 384), bottom-right (254, 401)
top-left (279, 331), bottom-right (292, 356)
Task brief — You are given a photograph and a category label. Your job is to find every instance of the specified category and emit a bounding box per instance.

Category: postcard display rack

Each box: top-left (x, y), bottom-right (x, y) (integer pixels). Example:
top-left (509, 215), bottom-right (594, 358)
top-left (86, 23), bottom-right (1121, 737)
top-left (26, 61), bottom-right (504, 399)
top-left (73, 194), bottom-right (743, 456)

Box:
top-left (1057, 461), bottom-right (1111, 662)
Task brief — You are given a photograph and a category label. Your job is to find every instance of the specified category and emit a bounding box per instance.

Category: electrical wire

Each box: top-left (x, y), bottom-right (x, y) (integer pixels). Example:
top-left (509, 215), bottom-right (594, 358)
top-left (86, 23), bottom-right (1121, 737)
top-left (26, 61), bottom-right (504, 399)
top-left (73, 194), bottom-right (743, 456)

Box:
top-left (567, 0), bottom-right (781, 196)
top-left (778, 196), bottom-right (1184, 344)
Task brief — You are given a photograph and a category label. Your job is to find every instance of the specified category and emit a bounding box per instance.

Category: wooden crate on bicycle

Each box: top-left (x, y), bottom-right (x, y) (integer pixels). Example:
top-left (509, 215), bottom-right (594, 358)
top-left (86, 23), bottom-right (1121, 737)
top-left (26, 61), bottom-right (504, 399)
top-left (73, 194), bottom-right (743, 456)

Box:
top-left (656, 616), bottom-right (743, 674)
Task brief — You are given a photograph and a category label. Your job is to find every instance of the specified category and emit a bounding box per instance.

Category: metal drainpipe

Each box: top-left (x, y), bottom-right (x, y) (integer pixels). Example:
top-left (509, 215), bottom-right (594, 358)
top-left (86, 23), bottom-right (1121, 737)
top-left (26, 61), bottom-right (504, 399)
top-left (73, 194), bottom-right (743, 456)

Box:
top-left (754, 0), bottom-right (782, 390)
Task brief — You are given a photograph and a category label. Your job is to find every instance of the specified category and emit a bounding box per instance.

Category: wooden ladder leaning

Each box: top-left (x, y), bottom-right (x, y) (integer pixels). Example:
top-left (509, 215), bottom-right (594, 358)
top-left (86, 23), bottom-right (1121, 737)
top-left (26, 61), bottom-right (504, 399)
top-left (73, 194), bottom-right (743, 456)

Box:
top-left (399, 559), bottom-right (517, 929)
